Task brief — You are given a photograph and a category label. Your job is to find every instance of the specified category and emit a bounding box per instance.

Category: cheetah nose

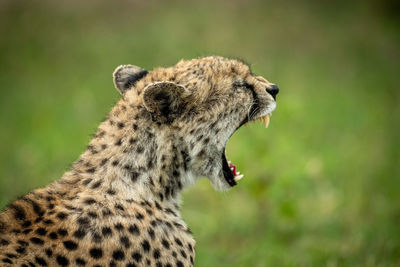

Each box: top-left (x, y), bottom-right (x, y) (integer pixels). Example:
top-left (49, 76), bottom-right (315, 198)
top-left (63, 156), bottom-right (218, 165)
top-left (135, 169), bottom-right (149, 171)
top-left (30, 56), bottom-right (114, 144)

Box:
top-left (266, 84), bottom-right (279, 100)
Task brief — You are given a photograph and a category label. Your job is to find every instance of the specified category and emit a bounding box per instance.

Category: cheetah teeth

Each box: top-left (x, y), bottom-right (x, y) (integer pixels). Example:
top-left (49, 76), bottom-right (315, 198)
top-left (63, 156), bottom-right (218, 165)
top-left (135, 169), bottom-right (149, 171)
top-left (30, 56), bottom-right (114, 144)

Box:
top-left (234, 174), bottom-right (244, 182)
top-left (259, 114), bottom-right (271, 128)
top-left (228, 160), bottom-right (244, 182)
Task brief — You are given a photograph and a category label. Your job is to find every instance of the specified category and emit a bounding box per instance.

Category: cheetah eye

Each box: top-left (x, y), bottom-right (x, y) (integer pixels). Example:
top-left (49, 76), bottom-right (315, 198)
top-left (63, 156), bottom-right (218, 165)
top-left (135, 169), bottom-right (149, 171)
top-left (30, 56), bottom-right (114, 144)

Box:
top-left (233, 81), bottom-right (253, 90)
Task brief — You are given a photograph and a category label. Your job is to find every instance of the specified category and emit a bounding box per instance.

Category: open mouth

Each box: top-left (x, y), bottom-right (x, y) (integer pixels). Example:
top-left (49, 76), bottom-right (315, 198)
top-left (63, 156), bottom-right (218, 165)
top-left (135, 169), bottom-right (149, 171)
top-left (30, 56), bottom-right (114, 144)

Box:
top-left (222, 113), bottom-right (272, 187)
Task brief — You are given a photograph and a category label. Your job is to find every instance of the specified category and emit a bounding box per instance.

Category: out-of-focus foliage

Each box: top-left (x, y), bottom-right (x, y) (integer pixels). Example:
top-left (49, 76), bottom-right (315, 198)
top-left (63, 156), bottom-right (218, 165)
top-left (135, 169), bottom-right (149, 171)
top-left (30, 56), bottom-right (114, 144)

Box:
top-left (0, 0), bottom-right (399, 265)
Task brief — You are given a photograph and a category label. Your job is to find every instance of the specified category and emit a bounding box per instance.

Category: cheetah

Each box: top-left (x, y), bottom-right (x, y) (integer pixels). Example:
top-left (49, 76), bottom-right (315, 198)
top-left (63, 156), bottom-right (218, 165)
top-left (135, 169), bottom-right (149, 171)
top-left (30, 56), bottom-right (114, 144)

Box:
top-left (0, 56), bottom-right (278, 266)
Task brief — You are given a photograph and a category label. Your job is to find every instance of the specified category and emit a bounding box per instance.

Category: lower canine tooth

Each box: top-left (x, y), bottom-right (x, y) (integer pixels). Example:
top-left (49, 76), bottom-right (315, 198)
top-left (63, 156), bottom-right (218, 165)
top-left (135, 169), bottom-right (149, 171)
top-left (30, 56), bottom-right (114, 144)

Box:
top-left (234, 174), bottom-right (244, 181)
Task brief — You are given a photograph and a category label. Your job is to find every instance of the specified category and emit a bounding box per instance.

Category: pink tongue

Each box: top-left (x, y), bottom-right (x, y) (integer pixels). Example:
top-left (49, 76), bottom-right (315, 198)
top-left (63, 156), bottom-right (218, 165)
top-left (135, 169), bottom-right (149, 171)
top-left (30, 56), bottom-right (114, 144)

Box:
top-left (229, 162), bottom-right (237, 176)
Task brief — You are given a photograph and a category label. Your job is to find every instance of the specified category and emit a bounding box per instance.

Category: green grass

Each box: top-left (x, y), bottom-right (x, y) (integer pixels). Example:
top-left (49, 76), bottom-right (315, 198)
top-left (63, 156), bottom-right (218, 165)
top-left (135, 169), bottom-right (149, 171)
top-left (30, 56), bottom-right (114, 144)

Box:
top-left (0, 0), bottom-right (399, 265)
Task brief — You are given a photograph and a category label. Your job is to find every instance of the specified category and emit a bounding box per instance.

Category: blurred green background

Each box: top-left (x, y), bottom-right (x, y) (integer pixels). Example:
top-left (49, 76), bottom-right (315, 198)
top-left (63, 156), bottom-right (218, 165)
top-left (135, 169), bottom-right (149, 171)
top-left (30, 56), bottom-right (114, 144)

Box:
top-left (0, 0), bottom-right (399, 266)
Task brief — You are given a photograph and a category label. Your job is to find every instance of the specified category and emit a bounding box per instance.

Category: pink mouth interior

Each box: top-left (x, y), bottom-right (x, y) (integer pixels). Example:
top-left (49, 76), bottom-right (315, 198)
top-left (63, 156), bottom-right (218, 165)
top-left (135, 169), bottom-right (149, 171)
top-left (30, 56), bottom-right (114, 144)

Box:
top-left (229, 162), bottom-right (237, 176)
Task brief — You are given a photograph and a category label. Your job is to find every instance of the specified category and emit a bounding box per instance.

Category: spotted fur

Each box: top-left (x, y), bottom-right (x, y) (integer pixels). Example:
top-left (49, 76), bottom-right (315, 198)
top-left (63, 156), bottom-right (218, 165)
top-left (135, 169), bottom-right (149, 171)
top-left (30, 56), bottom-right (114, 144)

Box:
top-left (0, 56), bottom-right (277, 266)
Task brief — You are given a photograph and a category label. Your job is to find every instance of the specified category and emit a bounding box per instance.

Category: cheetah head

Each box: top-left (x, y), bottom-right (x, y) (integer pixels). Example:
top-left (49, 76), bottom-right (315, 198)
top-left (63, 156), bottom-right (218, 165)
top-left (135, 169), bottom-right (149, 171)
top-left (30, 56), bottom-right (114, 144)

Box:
top-left (113, 57), bottom-right (278, 191)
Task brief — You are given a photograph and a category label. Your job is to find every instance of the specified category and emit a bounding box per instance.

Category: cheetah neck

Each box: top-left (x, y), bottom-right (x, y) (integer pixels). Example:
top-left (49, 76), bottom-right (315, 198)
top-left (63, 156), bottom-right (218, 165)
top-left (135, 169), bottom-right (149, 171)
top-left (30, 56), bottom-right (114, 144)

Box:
top-left (58, 104), bottom-right (195, 212)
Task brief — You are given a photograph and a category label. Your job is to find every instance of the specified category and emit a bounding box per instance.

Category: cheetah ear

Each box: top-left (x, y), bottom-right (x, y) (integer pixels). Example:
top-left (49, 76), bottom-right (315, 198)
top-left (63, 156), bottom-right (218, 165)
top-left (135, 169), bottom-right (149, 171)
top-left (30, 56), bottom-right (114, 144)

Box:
top-left (113, 65), bottom-right (148, 95)
top-left (143, 82), bottom-right (187, 122)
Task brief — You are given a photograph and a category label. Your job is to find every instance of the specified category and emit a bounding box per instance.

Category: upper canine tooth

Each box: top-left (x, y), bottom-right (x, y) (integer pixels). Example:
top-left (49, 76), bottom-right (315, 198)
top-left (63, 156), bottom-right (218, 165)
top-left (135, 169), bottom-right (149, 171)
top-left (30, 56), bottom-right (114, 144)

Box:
top-left (264, 114), bottom-right (270, 128)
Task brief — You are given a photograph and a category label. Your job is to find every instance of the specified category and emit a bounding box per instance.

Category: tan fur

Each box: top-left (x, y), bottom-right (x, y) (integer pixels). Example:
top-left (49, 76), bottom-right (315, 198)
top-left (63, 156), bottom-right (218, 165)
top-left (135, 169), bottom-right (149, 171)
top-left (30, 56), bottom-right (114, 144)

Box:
top-left (0, 56), bottom-right (277, 266)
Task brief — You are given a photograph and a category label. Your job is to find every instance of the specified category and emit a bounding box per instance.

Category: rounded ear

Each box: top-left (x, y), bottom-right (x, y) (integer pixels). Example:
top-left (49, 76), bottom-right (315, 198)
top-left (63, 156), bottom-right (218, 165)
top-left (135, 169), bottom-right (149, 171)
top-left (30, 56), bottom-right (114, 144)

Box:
top-left (143, 82), bottom-right (187, 122)
top-left (113, 65), bottom-right (148, 95)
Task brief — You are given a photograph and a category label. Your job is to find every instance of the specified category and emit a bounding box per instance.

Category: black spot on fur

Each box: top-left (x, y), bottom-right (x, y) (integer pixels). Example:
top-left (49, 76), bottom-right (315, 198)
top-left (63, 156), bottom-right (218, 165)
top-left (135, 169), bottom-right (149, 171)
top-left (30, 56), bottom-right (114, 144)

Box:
top-left (148, 228), bottom-right (155, 240)
top-left (57, 228), bottom-right (68, 236)
top-left (112, 160), bottom-right (119, 166)
top-left (102, 208), bottom-right (113, 217)
top-left (49, 232), bottom-right (58, 240)
top-left (35, 227), bottom-right (47, 236)
top-left (10, 204), bottom-right (26, 220)
top-left (75, 258), bottom-right (86, 265)
top-left (117, 122), bottom-right (125, 129)
top-left (115, 204), bottom-right (125, 211)
top-left (132, 252), bottom-right (142, 262)
top-left (16, 246), bottom-right (26, 254)
top-left (153, 249), bottom-right (160, 259)
top-left (57, 212), bottom-right (68, 220)
top-left (24, 198), bottom-right (45, 217)
top-left (43, 219), bottom-right (54, 225)
top-left (5, 253), bottom-right (16, 259)
top-left (100, 158), bottom-right (108, 166)
top-left (102, 226), bottom-right (113, 237)
top-left (147, 159), bottom-right (154, 169)
top-left (91, 181), bottom-right (102, 189)
top-left (35, 256), bottom-right (47, 266)
top-left (56, 255), bottom-right (69, 266)
top-left (129, 137), bottom-right (137, 145)
top-left (88, 211), bottom-right (98, 218)
top-left (82, 178), bottom-right (92, 185)
top-left (128, 224), bottom-right (140, 235)
top-left (45, 248), bottom-right (53, 257)
top-left (84, 198), bottom-right (96, 205)
top-left (115, 139), bottom-right (122, 146)
top-left (141, 240), bottom-right (150, 252)
top-left (112, 250), bottom-right (125, 261)
top-left (77, 217), bottom-right (90, 228)
top-left (164, 186), bottom-right (170, 199)
top-left (63, 240), bottom-right (78, 250)
top-left (135, 145), bottom-right (144, 154)
top-left (34, 217), bottom-right (43, 223)
top-left (175, 238), bottom-right (183, 246)
top-left (162, 239), bottom-right (170, 249)
top-left (86, 167), bottom-right (96, 173)
top-left (22, 220), bottom-right (32, 228)
top-left (92, 232), bottom-right (103, 243)
top-left (120, 236), bottom-right (131, 248)
top-left (130, 172), bottom-right (140, 182)
top-left (180, 250), bottom-right (187, 259)
top-left (172, 170), bottom-right (180, 177)
top-left (106, 189), bottom-right (116, 195)
top-left (30, 237), bottom-right (44, 245)
top-left (136, 212), bottom-right (144, 220)
top-left (114, 223), bottom-right (124, 231)
top-left (89, 248), bottom-right (103, 259)
top-left (155, 202), bottom-right (162, 210)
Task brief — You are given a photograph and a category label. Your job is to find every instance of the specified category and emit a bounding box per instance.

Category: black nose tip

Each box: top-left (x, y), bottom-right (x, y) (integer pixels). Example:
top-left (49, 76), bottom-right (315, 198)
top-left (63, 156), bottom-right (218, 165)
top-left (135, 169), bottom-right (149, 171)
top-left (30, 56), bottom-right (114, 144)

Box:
top-left (266, 84), bottom-right (279, 99)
